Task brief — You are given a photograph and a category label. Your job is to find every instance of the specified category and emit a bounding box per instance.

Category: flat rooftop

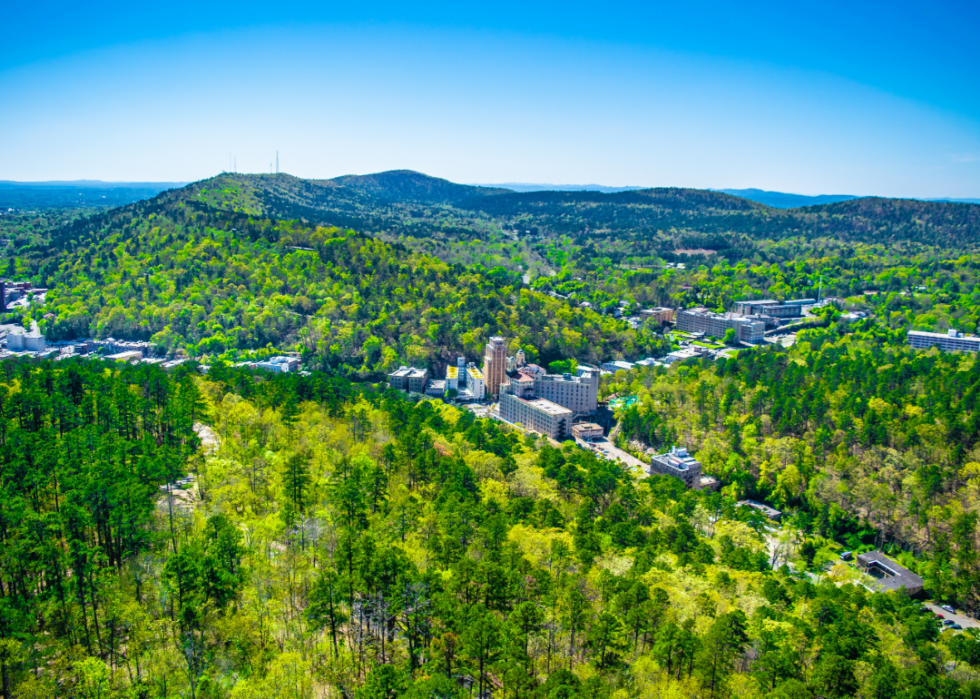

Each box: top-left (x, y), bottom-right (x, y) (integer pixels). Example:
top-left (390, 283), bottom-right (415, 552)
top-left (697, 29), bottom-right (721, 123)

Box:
top-left (909, 330), bottom-right (980, 340)
top-left (737, 499), bottom-right (782, 518)
top-left (857, 550), bottom-right (924, 594)
top-left (390, 366), bottom-right (427, 379)
top-left (467, 367), bottom-right (484, 379)
top-left (525, 397), bottom-right (573, 416)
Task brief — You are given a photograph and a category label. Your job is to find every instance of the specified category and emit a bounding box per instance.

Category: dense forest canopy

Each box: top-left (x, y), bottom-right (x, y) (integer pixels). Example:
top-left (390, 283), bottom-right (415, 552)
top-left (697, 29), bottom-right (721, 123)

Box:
top-left (14, 194), bottom-right (664, 373)
top-left (1, 358), bottom-right (978, 699)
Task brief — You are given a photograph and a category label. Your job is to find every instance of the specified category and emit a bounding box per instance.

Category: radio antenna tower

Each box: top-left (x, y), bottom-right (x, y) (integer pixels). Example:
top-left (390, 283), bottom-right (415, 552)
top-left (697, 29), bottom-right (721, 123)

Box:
top-left (276, 151), bottom-right (279, 175)
top-left (234, 157), bottom-right (237, 173)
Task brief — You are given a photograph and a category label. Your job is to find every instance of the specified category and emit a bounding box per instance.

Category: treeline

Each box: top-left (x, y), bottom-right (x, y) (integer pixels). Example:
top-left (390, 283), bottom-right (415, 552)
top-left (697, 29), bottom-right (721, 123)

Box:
top-left (2, 357), bottom-right (979, 698)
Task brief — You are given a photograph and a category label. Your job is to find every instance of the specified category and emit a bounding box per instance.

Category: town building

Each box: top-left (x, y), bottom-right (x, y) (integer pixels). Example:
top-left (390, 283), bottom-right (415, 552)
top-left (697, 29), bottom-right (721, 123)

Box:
top-left (5, 329), bottom-right (45, 352)
top-left (733, 298), bottom-right (815, 318)
top-left (736, 500), bottom-right (782, 521)
top-left (425, 379), bottom-right (447, 397)
top-left (676, 308), bottom-right (766, 342)
top-left (699, 476), bottom-right (720, 492)
top-left (907, 329), bottom-right (980, 353)
top-left (388, 366), bottom-right (430, 393)
top-left (640, 307), bottom-right (675, 324)
top-left (648, 446), bottom-right (704, 489)
top-left (601, 360), bottom-right (636, 373)
top-left (499, 380), bottom-right (572, 439)
top-left (255, 356), bottom-right (300, 373)
top-left (483, 336), bottom-right (508, 398)
top-left (462, 364), bottom-right (485, 400)
top-left (663, 347), bottom-right (703, 364)
top-left (106, 350), bottom-right (143, 363)
top-left (531, 370), bottom-right (599, 415)
top-left (445, 358), bottom-right (463, 392)
top-left (856, 551), bottom-right (924, 596)
top-left (571, 423), bottom-right (604, 440)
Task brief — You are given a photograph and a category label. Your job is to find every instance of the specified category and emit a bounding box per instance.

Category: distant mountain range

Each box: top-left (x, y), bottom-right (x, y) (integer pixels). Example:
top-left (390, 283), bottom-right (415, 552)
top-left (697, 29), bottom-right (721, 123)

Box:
top-left (479, 183), bottom-right (980, 208)
top-left (2, 177), bottom-right (977, 209)
top-left (478, 182), bottom-right (647, 194)
top-left (0, 180), bottom-right (187, 189)
top-left (0, 180), bottom-right (185, 209)
top-left (717, 188), bottom-right (980, 208)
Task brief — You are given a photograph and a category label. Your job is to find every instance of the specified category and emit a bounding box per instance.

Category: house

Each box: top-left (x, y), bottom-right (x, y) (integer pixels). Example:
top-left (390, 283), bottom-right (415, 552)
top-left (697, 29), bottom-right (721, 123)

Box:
top-left (856, 551), bottom-right (924, 596)
top-left (736, 500), bottom-right (782, 522)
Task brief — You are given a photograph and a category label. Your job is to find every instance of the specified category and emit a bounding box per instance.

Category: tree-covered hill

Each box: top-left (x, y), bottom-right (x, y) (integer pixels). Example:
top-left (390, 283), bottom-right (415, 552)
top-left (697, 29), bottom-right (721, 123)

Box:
top-left (328, 169), bottom-right (511, 204)
top-left (1, 357), bottom-right (975, 699)
top-left (7, 170), bottom-right (980, 367)
top-left (32, 190), bottom-right (665, 369)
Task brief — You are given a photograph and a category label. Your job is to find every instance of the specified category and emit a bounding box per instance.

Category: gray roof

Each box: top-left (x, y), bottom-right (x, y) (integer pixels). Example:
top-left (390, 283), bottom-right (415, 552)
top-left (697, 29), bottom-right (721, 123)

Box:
top-left (856, 551), bottom-right (924, 594)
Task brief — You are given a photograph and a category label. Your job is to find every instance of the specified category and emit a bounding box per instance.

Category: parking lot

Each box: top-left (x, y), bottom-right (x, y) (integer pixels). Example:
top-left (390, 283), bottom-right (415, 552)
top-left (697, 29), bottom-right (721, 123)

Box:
top-left (923, 603), bottom-right (980, 630)
top-left (575, 436), bottom-right (648, 476)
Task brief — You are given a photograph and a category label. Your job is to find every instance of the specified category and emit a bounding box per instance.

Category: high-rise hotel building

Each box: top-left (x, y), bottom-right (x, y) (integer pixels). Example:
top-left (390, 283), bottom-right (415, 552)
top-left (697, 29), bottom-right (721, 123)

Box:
top-left (483, 336), bottom-right (508, 398)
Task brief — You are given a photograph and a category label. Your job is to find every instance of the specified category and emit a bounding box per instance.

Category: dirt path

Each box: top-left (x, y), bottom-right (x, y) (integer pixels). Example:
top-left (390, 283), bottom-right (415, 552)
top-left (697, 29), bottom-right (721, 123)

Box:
top-left (194, 422), bottom-right (220, 454)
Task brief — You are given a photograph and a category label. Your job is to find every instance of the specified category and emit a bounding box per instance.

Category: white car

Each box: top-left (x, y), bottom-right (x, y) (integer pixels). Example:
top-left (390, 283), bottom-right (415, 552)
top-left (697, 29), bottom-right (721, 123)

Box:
top-left (942, 605), bottom-right (956, 614)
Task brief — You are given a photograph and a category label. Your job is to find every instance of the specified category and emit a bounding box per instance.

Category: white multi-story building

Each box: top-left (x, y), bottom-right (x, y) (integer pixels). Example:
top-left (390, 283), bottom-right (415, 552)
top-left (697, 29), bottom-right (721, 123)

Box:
top-left (531, 370), bottom-right (599, 415)
top-left (676, 308), bottom-right (766, 343)
top-left (733, 298), bottom-right (815, 318)
top-left (499, 379), bottom-right (572, 439)
top-left (908, 329), bottom-right (980, 353)
top-left (465, 364), bottom-right (485, 400)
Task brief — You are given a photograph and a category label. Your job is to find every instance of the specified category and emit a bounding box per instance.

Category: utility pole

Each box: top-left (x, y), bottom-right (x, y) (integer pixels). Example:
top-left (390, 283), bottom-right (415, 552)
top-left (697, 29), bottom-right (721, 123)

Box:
top-left (276, 151), bottom-right (279, 175)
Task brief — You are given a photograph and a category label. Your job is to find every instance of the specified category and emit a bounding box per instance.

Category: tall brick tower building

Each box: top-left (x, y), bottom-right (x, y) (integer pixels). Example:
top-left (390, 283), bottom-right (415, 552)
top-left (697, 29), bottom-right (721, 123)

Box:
top-left (483, 336), bottom-right (507, 399)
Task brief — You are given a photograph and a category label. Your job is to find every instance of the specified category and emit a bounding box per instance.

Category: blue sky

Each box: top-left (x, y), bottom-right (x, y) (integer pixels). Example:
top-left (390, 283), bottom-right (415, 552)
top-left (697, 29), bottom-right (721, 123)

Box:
top-left (1, 1), bottom-right (978, 197)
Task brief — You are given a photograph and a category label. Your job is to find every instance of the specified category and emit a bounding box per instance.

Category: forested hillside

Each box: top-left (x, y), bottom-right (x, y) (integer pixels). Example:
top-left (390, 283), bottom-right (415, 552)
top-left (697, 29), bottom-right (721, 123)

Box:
top-left (6, 171), bottom-right (980, 360)
top-left (1, 357), bottom-right (976, 699)
top-left (30, 192), bottom-right (665, 370)
top-left (609, 321), bottom-right (980, 609)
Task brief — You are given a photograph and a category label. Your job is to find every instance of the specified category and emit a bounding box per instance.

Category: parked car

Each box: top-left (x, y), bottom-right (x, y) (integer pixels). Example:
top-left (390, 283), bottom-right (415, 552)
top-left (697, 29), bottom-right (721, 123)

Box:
top-left (942, 619), bottom-right (955, 627)
top-left (951, 623), bottom-right (963, 630)
top-left (942, 605), bottom-right (956, 614)
top-left (936, 613), bottom-right (945, 619)
top-left (840, 551), bottom-right (854, 561)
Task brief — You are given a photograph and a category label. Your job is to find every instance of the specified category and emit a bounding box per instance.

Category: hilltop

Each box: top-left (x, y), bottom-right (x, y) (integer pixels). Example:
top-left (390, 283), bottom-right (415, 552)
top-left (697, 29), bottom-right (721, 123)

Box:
top-left (177, 171), bottom-right (980, 250)
top-left (6, 169), bottom-right (980, 364)
top-left (328, 169), bottom-right (510, 203)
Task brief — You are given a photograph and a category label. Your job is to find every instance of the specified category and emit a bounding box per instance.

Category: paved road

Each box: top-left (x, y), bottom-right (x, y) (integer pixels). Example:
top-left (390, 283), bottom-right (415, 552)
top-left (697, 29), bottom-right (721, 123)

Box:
top-left (576, 436), bottom-right (648, 476)
top-left (924, 603), bottom-right (980, 630)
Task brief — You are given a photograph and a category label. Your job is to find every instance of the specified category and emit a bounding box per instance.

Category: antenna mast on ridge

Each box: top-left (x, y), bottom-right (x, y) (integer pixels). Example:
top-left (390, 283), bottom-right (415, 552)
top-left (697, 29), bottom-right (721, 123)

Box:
top-left (276, 151), bottom-right (279, 175)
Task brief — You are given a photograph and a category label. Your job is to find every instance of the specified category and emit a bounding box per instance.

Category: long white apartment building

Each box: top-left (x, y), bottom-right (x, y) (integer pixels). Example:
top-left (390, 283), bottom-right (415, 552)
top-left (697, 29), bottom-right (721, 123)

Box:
top-left (676, 307), bottom-right (766, 343)
top-left (908, 329), bottom-right (980, 353)
top-left (499, 374), bottom-right (572, 439)
top-left (733, 298), bottom-right (815, 318)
